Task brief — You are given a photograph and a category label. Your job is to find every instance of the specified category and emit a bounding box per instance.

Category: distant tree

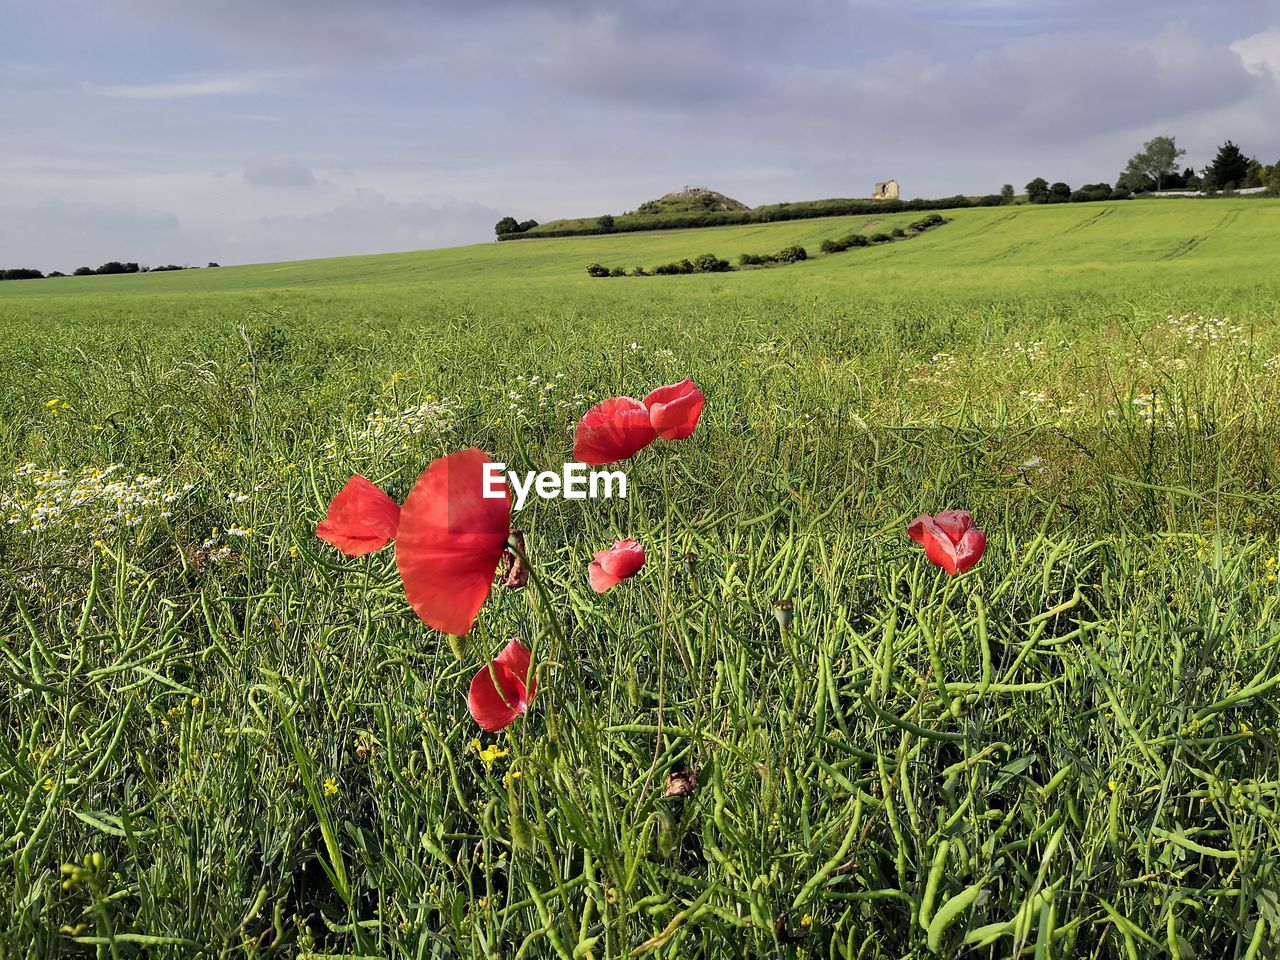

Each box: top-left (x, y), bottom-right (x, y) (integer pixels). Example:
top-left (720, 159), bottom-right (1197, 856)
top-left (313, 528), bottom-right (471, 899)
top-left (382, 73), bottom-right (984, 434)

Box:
top-left (1265, 159), bottom-right (1280, 195)
top-left (1118, 136), bottom-right (1185, 193)
top-left (1245, 159), bottom-right (1264, 189)
top-left (1207, 141), bottom-right (1250, 191)
top-left (1048, 182), bottom-right (1072, 203)
top-left (1070, 183), bottom-right (1112, 202)
top-left (95, 261), bottom-right (128, 275)
top-left (517, 219), bottom-right (538, 232)
top-left (207, 261), bottom-right (220, 268)
top-left (1000, 184), bottom-right (1015, 201)
top-left (1025, 178), bottom-right (1050, 203)
top-left (0, 267), bottom-right (45, 281)
top-left (73, 266), bottom-right (94, 276)
top-left (596, 214), bottom-right (616, 233)
top-left (48, 271), bottom-right (66, 277)
top-left (495, 216), bottom-right (519, 236)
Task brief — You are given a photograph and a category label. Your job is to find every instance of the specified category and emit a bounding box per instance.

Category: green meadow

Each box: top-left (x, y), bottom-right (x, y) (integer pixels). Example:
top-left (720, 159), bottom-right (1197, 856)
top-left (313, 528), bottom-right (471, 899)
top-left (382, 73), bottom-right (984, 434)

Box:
top-left (1, 197), bottom-right (1279, 958)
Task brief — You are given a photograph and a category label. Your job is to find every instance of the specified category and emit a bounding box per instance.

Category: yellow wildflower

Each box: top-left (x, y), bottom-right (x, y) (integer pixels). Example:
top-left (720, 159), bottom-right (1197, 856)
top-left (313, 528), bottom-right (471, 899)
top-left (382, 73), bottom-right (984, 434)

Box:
top-left (323, 777), bottom-right (338, 797)
top-left (470, 739), bottom-right (509, 771)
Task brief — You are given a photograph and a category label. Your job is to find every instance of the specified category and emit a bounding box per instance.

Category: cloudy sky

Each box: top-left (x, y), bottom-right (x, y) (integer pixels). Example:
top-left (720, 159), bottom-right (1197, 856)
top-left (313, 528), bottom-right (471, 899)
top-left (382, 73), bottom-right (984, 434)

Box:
top-left (2, 1), bottom-right (1278, 270)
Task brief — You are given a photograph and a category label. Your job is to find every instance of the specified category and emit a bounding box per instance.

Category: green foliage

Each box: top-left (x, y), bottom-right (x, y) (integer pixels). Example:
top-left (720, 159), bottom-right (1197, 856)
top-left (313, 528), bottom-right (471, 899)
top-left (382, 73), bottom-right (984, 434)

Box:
top-left (1025, 178), bottom-right (1050, 203)
top-left (1207, 141), bottom-right (1251, 191)
top-left (1119, 135), bottom-right (1186, 192)
top-left (596, 214), bottom-right (616, 233)
top-left (585, 262), bottom-right (610, 278)
top-left (1071, 183), bottom-right (1113, 202)
top-left (1047, 182), bottom-right (1072, 203)
top-left (691, 253), bottom-right (731, 273)
top-left (1000, 184), bottom-right (1015, 200)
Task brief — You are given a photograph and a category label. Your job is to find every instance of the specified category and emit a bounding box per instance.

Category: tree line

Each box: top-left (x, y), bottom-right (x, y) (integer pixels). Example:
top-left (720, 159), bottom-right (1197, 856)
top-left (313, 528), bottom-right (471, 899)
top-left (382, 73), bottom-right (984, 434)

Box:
top-left (1024, 137), bottom-right (1279, 203)
top-left (0, 260), bottom-right (221, 282)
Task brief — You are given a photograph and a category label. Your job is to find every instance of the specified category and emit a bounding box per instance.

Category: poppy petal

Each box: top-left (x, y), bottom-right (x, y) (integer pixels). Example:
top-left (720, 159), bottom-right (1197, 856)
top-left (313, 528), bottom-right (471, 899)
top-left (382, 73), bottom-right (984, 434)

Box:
top-left (596, 538), bottom-right (646, 579)
top-left (396, 449), bottom-right (511, 635)
top-left (954, 529), bottom-right (987, 574)
top-left (643, 379), bottom-right (704, 440)
top-left (468, 661), bottom-right (524, 732)
top-left (573, 397), bottom-right (658, 465)
top-left (907, 515), bottom-right (959, 575)
top-left (932, 510), bottom-right (973, 545)
top-left (588, 560), bottom-right (624, 593)
top-left (316, 474), bottom-right (400, 556)
top-left (494, 638), bottom-right (537, 700)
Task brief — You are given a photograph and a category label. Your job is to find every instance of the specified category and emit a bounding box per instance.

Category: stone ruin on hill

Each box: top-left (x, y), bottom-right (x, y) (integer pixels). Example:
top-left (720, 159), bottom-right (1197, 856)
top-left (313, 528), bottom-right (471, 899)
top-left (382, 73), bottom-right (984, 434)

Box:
top-left (872, 179), bottom-right (900, 200)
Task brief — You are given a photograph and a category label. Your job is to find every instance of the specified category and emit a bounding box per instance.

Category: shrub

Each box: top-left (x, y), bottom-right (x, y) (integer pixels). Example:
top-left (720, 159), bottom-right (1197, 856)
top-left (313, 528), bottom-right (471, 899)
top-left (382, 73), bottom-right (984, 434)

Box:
top-left (1111, 188), bottom-right (1132, 200)
top-left (739, 253), bottom-right (771, 266)
top-left (517, 219), bottom-right (539, 232)
top-left (869, 233), bottom-right (893, 243)
top-left (73, 266), bottom-right (94, 276)
top-left (207, 262), bottom-right (220, 268)
top-left (596, 214), bottom-right (615, 233)
top-left (692, 253), bottom-right (731, 273)
top-left (775, 246), bottom-right (807, 263)
top-left (585, 263), bottom-right (610, 278)
top-left (891, 227), bottom-right (906, 238)
top-left (609, 267), bottom-right (626, 277)
top-left (632, 266), bottom-right (648, 276)
top-left (820, 239), bottom-right (844, 254)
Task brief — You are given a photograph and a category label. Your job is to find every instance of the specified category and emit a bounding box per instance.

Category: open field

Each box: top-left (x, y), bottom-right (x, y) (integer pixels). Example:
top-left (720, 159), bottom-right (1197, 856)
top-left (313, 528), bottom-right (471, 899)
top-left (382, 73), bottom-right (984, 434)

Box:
top-left (2, 198), bottom-right (1279, 957)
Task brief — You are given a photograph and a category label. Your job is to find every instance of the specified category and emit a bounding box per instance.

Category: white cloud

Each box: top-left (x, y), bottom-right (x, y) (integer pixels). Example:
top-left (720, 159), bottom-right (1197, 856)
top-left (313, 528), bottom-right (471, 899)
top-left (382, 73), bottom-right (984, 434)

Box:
top-left (82, 71), bottom-right (293, 99)
top-left (1231, 27), bottom-right (1280, 81)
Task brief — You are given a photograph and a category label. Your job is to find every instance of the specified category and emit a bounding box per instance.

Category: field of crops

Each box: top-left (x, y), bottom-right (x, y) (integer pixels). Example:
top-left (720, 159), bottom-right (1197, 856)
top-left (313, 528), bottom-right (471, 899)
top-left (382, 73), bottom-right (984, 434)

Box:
top-left (1, 197), bottom-right (1279, 957)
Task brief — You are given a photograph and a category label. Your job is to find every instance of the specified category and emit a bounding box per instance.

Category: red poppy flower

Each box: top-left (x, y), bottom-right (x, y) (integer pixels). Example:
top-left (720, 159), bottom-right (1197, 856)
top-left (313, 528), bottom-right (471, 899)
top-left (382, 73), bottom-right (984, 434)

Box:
top-left (316, 474), bottom-right (400, 556)
top-left (573, 396), bottom-right (658, 465)
top-left (468, 638), bottom-right (536, 732)
top-left (588, 537), bottom-right (646, 592)
top-left (907, 510), bottom-right (987, 575)
top-left (395, 449), bottom-right (512, 635)
top-left (643, 379), bottom-right (704, 440)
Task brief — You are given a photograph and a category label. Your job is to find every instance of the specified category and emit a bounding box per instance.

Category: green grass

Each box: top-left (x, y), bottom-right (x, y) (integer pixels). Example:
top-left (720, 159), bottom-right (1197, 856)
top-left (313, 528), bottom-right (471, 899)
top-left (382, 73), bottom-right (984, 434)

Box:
top-left (1, 198), bottom-right (1279, 957)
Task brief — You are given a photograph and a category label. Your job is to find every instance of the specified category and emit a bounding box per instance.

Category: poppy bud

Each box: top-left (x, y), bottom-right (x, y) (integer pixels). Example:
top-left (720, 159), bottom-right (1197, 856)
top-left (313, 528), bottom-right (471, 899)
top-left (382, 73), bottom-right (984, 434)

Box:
top-left (663, 768), bottom-right (698, 799)
top-left (446, 633), bottom-right (469, 661)
top-left (772, 598), bottom-right (794, 630)
top-left (500, 531), bottom-right (529, 590)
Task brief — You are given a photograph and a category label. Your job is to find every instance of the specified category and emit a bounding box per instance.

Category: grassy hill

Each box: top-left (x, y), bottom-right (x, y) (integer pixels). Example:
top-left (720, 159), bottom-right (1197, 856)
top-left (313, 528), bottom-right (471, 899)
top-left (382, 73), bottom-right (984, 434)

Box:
top-left (3, 199), bottom-right (1278, 333)
top-left (3, 197), bottom-right (1280, 955)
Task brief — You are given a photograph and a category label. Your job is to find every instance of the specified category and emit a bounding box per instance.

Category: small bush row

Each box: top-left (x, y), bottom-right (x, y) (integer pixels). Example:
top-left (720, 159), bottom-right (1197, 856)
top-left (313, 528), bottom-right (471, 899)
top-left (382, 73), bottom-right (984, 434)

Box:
top-left (820, 214), bottom-right (949, 254)
top-left (739, 245), bottom-right (808, 267)
top-left (586, 253), bottom-right (732, 278)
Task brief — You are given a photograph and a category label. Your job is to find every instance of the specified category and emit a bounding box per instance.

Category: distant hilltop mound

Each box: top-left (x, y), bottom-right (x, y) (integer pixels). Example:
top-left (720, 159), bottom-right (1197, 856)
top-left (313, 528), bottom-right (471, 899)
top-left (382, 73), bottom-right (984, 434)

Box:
top-left (651, 186), bottom-right (750, 213)
top-left (506, 186), bottom-right (754, 239)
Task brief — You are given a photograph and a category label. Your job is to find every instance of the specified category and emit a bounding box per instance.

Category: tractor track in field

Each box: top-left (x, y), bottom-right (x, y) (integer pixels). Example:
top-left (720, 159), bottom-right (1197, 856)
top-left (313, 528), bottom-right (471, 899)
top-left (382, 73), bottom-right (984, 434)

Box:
top-left (1061, 206), bottom-right (1114, 233)
top-left (1165, 208), bottom-right (1239, 260)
